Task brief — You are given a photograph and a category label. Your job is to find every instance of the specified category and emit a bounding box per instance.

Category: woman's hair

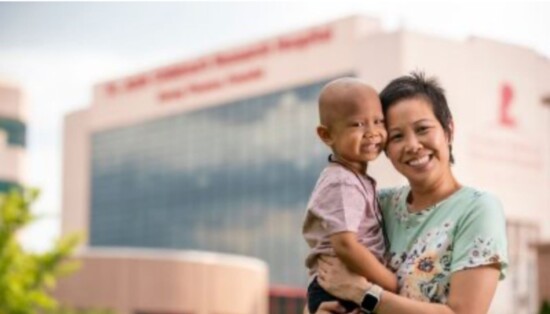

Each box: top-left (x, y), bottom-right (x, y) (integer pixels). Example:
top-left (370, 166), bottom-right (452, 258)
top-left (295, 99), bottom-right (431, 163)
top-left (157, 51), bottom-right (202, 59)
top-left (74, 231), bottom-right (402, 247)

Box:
top-left (379, 71), bottom-right (455, 164)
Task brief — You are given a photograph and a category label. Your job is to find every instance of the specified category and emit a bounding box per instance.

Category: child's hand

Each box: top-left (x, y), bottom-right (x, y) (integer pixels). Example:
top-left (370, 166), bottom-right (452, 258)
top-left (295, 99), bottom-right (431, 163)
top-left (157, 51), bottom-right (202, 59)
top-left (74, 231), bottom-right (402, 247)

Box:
top-left (317, 256), bottom-right (371, 304)
top-left (314, 301), bottom-right (347, 314)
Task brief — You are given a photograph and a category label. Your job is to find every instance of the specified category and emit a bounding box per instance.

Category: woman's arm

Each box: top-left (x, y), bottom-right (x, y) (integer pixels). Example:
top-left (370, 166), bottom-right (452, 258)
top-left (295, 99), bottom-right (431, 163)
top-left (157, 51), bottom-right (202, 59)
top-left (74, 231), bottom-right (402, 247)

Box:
top-left (330, 232), bottom-right (398, 292)
top-left (376, 266), bottom-right (499, 314)
top-left (317, 257), bottom-right (500, 314)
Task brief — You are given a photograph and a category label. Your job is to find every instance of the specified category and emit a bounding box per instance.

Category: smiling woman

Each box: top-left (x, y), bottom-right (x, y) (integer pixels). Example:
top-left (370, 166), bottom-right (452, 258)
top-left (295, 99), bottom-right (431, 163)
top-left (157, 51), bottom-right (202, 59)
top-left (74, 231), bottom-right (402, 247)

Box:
top-left (385, 98), bottom-right (454, 192)
top-left (314, 72), bottom-right (509, 314)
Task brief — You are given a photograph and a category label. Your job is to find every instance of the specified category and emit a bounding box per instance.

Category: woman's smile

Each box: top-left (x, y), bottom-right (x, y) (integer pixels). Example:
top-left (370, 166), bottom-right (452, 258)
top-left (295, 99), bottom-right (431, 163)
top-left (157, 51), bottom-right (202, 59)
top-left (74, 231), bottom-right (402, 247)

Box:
top-left (405, 154), bottom-right (432, 168)
top-left (385, 97), bottom-right (453, 186)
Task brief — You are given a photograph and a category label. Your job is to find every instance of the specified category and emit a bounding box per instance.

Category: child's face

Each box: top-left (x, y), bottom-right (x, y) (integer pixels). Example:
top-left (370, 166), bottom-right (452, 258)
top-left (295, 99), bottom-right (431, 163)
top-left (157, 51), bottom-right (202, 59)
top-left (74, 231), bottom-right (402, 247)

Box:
top-left (327, 96), bottom-right (387, 169)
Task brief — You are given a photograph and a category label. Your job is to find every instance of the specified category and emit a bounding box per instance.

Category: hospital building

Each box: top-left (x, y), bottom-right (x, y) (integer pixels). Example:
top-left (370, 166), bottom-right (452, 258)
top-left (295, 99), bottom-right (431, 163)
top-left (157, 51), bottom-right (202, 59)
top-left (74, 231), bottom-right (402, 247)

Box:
top-left (0, 80), bottom-right (25, 194)
top-left (55, 16), bottom-right (550, 314)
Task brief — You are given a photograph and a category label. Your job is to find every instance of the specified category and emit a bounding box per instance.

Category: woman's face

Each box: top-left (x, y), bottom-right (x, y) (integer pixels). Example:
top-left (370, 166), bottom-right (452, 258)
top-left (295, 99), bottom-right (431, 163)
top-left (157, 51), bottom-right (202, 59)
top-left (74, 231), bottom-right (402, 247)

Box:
top-left (385, 97), bottom-right (453, 186)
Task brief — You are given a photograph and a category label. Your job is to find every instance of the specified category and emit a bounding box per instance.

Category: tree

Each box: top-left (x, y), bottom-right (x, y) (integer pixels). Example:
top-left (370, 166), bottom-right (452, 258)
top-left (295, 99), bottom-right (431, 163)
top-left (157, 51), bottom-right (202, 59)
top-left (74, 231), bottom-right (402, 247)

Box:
top-left (0, 188), bottom-right (81, 314)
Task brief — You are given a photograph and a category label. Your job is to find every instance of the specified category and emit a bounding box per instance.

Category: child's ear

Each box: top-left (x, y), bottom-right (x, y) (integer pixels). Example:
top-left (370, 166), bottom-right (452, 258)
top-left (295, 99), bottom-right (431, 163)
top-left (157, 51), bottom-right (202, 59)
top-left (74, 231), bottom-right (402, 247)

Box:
top-left (316, 125), bottom-right (333, 146)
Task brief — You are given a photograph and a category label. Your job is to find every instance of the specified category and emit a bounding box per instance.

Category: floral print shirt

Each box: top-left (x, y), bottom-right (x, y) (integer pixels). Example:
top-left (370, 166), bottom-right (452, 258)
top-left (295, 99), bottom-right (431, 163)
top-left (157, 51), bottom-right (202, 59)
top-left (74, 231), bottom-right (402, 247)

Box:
top-left (378, 186), bottom-right (508, 303)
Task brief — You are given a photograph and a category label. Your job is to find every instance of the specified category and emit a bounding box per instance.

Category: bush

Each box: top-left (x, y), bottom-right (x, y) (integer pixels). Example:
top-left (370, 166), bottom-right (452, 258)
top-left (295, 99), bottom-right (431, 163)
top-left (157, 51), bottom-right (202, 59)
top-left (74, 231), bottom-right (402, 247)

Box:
top-left (0, 188), bottom-right (81, 314)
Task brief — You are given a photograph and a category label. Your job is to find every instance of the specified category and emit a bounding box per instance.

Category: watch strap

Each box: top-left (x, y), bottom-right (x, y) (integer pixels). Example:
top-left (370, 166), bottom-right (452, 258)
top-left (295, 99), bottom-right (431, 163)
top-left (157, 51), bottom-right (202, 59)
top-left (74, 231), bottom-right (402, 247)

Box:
top-left (360, 284), bottom-right (383, 313)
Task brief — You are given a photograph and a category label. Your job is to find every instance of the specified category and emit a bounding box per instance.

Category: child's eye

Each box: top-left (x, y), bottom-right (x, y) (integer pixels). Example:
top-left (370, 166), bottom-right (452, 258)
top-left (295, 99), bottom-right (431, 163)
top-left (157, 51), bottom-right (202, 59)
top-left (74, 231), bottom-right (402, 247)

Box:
top-left (389, 134), bottom-right (402, 141)
top-left (352, 122), bottom-right (365, 127)
top-left (375, 118), bottom-right (385, 125)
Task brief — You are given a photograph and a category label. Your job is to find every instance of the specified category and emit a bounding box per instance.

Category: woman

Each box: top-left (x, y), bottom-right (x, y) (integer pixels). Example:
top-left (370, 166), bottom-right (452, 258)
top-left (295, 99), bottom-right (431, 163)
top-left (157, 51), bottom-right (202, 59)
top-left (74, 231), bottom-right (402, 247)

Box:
top-left (315, 72), bottom-right (508, 314)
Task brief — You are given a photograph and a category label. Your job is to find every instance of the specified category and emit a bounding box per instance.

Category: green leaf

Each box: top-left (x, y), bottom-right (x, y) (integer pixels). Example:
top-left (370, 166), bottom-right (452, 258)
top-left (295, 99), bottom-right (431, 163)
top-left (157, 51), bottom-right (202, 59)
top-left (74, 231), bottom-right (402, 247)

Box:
top-left (0, 187), bottom-right (83, 314)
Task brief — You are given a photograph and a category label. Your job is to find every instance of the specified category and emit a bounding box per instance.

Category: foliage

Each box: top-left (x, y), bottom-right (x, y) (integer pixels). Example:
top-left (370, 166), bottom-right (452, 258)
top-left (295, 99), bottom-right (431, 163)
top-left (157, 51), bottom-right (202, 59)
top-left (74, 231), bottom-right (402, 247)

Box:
top-left (541, 300), bottom-right (550, 314)
top-left (0, 188), bottom-right (81, 314)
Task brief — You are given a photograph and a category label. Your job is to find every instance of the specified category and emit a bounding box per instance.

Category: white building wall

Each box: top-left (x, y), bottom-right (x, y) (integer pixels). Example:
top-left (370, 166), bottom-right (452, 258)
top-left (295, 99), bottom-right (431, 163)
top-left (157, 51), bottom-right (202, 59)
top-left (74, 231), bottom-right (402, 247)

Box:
top-left (0, 81), bottom-right (26, 185)
top-left (62, 109), bottom-right (91, 239)
top-left (536, 58), bottom-right (550, 242)
top-left (54, 248), bottom-right (269, 314)
top-left (0, 81), bottom-right (26, 120)
top-left (0, 139), bottom-right (25, 182)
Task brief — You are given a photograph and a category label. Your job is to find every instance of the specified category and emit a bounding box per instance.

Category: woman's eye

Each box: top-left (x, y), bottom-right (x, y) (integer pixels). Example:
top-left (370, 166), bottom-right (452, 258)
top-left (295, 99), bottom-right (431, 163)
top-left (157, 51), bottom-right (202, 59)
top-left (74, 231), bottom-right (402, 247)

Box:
top-left (416, 126), bottom-right (430, 133)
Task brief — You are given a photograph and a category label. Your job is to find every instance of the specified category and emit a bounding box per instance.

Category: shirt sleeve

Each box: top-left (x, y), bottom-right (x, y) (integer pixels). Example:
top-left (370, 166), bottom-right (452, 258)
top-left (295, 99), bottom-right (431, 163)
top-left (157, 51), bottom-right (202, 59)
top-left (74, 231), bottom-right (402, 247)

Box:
top-left (309, 179), bottom-right (367, 235)
top-left (450, 193), bottom-right (509, 280)
top-left (377, 187), bottom-right (398, 218)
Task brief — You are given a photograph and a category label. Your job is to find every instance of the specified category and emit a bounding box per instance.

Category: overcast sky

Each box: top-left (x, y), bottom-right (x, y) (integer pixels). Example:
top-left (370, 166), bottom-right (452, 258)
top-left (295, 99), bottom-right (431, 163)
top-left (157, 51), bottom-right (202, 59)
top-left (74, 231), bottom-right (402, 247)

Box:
top-left (1, 1), bottom-right (549, 251)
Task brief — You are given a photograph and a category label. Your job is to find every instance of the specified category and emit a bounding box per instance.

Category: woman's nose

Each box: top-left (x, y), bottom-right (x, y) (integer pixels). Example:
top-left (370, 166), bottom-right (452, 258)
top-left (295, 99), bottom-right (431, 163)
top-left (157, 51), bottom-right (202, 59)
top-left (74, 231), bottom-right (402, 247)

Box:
top-left (404, 135), bottom-right (422, 153)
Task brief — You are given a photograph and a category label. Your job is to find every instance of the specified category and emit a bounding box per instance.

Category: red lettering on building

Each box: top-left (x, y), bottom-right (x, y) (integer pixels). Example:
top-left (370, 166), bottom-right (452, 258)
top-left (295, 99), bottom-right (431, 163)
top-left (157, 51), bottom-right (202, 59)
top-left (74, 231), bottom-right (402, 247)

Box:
top-left (215, 44), bottom-right (271, 66)
top-left (125, 75), bottom-right (150, 91)
top-left (101, 25), bottom-right (334, 102)
top-left (105, 83), bottom-right (119, 96)
top-left (156, 59), bottom-right (210, 82)
top-left (278, 28), bottom-right (331, 51)
top-left (499, 82), bottom-right (516, 127)
top-left (189, 80), bottom-right (223, 93)
top-left (468, 134), bottom-right (543, 171)
top-left (158, 89), bottom-right (185, 103)
top-left (228, 68), bottom-right (263, 84)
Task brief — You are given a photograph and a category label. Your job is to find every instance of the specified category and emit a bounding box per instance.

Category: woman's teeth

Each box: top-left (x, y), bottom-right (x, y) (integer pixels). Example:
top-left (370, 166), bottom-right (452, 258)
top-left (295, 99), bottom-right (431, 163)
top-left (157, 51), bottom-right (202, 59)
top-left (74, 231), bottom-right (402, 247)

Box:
top-left (408, 155), bottom-right (430, 167)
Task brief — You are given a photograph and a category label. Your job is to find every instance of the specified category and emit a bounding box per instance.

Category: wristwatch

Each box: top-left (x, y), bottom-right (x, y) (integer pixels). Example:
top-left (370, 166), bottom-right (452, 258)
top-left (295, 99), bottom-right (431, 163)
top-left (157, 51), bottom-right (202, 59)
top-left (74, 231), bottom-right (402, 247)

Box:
top-left (360, 284), bottom-right (383, 313)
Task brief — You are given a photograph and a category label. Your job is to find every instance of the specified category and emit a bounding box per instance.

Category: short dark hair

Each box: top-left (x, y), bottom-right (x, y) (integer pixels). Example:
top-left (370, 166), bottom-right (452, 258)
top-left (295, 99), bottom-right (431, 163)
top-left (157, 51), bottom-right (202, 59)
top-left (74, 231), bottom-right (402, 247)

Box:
top-left (379, 71), bottom-right (455, 164)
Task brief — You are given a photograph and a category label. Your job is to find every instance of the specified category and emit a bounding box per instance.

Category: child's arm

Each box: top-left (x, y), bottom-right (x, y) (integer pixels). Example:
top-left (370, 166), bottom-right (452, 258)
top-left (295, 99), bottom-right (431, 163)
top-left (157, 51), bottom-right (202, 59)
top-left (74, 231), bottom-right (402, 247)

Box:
top-left (330, 231), bottom-right (398, 292)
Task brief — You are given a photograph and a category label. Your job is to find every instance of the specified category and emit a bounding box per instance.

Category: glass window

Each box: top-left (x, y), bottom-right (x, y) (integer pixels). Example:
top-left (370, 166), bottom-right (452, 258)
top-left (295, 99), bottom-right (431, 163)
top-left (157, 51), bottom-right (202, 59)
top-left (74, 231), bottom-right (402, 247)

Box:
top-left (0, 117), bottom-right (26, 147)
top-left (90, 75), bottom-right (350, 287)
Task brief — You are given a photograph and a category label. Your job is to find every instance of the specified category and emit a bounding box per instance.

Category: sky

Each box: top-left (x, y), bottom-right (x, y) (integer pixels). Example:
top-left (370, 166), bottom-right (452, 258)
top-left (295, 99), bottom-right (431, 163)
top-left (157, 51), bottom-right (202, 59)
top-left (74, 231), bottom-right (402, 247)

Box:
top-left (1, 1), bottom-right (549, 252)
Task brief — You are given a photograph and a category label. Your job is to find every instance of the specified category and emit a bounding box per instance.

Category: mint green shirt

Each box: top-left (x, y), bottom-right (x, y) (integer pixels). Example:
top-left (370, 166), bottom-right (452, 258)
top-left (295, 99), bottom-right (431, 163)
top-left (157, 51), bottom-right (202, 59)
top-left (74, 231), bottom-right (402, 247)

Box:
top-left (379, 186), bottom-right (508, 303)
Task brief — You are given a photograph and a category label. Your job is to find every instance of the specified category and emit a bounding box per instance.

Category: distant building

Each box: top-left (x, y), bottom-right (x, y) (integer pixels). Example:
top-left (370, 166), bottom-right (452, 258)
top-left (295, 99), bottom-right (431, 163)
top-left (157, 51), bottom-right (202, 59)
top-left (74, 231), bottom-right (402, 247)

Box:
top-left (59, 16), bottom-right (550, 314)
top-left (54, 248), bottom-right (269, 314)
top-left (0, 80), bottom-right (26, 193)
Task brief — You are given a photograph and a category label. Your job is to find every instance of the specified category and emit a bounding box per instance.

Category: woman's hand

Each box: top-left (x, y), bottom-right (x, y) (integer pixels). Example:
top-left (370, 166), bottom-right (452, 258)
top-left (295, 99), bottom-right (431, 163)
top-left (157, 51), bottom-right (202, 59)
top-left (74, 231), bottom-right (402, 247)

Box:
top-left (317, 256), bottom-right (371, 304)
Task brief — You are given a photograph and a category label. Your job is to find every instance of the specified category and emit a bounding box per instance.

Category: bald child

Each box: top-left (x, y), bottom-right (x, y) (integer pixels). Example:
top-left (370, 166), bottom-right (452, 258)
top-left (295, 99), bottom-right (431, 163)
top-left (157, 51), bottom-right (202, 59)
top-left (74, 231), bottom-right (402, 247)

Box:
top-left (302, 78), bottom-right (397, 313)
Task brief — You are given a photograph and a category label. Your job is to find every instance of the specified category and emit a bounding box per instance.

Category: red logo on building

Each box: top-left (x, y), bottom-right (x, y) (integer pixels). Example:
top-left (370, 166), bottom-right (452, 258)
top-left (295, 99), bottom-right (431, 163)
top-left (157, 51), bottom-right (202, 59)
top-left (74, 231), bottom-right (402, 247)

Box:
top-left (499, 82), bottom-right (516, 127)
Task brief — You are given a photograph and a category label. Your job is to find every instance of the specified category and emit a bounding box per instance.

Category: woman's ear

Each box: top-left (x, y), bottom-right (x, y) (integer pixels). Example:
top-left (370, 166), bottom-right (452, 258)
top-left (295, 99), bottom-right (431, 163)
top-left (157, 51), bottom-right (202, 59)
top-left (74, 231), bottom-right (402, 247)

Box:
top-left (447, 120), bottom-right (455, 143)
top-left (317, 125), bottom-right (333, 146)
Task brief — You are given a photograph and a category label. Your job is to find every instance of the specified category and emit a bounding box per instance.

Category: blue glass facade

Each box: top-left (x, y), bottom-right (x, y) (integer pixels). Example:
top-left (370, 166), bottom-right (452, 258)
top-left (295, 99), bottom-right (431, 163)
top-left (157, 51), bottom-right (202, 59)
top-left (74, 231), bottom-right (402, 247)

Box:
top-left (0, 117), bottom-right (26, 148)
top-left (90, 77), bottom-right (347, 286)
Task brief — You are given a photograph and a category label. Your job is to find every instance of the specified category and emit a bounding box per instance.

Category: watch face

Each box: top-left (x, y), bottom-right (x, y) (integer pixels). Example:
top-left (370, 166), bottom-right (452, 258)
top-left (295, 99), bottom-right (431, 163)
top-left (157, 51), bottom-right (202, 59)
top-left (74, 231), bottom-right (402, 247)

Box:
top-left (361, 293), bottom-right (378, 311)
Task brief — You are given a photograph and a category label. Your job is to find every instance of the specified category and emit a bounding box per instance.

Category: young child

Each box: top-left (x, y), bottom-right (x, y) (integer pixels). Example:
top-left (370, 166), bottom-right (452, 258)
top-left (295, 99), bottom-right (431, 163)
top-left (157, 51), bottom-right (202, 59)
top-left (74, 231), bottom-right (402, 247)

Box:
top-left (303, 78), bottom-right (398, 313)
